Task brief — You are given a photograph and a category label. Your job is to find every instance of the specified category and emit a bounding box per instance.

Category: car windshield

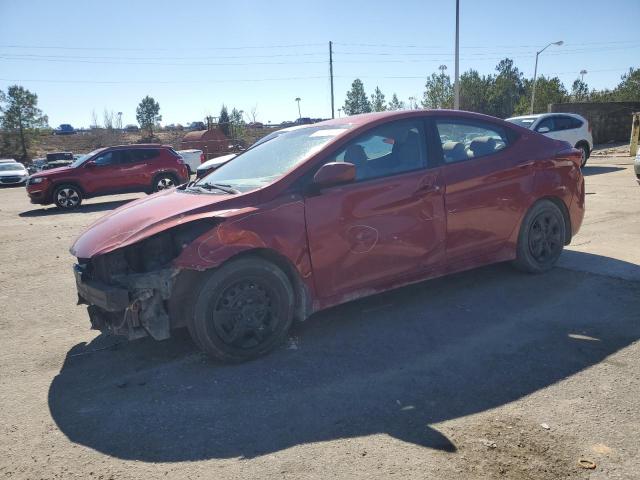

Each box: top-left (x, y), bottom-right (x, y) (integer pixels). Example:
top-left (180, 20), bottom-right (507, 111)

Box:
top-left (0, 163), bottom-right (24, 171)
top-left (507, 117), bottom-right (537, 128)
top-left (195, 125), bottom-right (351, 193)
top-left (69, 149), bottom-right (103, 168)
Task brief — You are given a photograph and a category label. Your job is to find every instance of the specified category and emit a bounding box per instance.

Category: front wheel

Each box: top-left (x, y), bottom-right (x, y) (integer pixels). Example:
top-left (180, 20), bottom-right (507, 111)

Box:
top-left (53, 184), bottom-right (83, 209)
top-left (512, 200), bottom-right (566, 273)
top-left (188, 258), bottom-right (295, 362)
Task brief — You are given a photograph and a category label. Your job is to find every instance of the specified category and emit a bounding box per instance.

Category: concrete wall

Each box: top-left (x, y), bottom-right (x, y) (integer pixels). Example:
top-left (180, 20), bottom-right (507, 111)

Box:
top-left (548, 102), bottom-right (640, 145)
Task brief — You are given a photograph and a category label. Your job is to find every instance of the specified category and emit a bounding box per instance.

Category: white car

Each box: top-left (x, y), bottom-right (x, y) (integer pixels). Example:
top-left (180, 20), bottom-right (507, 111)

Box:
top-left (0, 161), bottom-right (29, 186)
top-left (196, 153), bottom-right (237, 178)
top-left (176, 149), bottom-right (205, 174)
top-left (507, 113), bottom-right (593, 166)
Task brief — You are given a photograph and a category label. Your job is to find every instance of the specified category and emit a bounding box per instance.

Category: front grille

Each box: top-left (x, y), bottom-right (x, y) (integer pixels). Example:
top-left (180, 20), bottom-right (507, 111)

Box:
top-left (0, 176), bottom-right (23, 183)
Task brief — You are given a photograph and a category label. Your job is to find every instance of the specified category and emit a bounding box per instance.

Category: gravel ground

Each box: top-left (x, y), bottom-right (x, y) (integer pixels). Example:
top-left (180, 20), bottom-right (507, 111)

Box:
top-left (0, 153), bottom-right (638, 479)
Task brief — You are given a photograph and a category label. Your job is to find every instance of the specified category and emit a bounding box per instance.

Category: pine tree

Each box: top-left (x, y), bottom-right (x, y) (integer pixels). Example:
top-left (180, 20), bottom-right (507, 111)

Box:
top-left (0, 85), bottom-right (48, 160)
top-left (219, 105), bottom-right (231, 136)
top-left (421, 72), bottom-right (453, 109)
top-left (388, 93), bottom-right (405, 110)
top-left (370, 87), bottom-right (387, 112)
top-left (343, 79), bottom-right (372, 115)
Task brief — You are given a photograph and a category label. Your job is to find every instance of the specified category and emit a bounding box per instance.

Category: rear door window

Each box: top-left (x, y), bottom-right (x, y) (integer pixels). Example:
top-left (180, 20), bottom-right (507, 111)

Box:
top-left (435, 120), bottom-right (509, 163)
top-left (535, 117), bottom-right (555, 132)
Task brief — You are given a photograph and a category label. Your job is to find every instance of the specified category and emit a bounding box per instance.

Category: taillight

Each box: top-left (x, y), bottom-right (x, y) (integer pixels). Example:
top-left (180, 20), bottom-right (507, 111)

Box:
top-left (588, 122), bottom-right (592, 133)
top-left (200, 153), bottom-right (206, 163)
top-left (176, 156), bottom-right (186, 165)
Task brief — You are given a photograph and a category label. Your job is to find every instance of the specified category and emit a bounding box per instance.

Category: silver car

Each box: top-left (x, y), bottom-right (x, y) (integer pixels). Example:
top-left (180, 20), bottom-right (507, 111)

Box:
top-left (0, 161), bottom-right (29, 186)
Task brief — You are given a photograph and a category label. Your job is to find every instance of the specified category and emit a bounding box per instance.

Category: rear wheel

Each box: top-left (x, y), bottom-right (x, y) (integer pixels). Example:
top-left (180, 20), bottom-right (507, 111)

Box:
top-left (577, 143), bottom-right (590, 167)
top-left (53, 184), bottom-right (82, 209)
top-left (188, 258), bottom-right (295, 362)
top-left (513, 200), bottom-right (566, 273)
top-left (152, 173), bottom-right (177, 192)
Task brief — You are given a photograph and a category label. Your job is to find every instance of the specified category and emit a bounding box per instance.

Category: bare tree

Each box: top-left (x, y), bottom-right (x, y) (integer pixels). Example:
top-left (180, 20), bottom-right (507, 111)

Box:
top-left (90, 109), bottom-right (99, 129)
top-left (103, 109), bottom-right (114, 131)
top-left (244, 104), bottom-right (259, 123)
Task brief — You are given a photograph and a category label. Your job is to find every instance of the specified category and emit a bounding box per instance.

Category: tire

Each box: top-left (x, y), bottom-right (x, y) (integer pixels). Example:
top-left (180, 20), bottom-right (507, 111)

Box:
top-left (577, 143), bottom-right (590, 167)
top-left (188, 258), bottom-right (295, 363)
top-left (512, 199), bottom-right (566, 274)
top-left (53, 184), bottom-right (83, 209)
top-left (152, 173), bottom-right (177, 192)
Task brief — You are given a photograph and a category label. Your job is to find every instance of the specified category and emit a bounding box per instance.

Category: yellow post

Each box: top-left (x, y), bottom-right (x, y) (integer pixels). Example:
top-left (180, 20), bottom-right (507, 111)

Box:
top-left (630, 112), bottom-right (640, 157)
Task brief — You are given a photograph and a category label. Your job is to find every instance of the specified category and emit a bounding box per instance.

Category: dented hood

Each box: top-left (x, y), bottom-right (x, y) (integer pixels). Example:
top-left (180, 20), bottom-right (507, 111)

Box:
top-left (70, 188), bottom-right (243, 258)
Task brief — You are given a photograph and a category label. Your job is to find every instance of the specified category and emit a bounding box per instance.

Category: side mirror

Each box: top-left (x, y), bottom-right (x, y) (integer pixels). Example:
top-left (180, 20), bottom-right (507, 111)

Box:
top-left (85, 161), bottom-right (96, 168)
top-left (537, 126), bottom-right (550, 133)
top-left (313, 162), bottom-right (356, 189)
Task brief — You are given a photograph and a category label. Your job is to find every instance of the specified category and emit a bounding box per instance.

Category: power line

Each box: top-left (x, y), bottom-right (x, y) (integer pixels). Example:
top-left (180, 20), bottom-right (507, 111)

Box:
top-left (333, 67), bottom-right (631, 80)
top-left (334, 40), bottom-right (640, 49)
top-left (0, 76), bottom-right (329, 85)
top-left (335, 44), bottom-right (640, 57)
top-left (0, 52), bottom-right (327, 61)
top-left (0, 56), bottom-right (327, 66)
top-left (0, 42), bottom-right (326, 51)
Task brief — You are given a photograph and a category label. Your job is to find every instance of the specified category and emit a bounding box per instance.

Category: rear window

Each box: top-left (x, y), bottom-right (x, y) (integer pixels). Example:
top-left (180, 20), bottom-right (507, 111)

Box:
top-left (507, 117), bottom-right (537, 128)
top-left (129, 149), bottom-right (160, 161)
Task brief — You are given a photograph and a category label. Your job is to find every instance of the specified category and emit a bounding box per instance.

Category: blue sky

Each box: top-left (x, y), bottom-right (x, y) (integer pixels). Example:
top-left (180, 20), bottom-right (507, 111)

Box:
top-left (1, 0), bottom-right (638, 128)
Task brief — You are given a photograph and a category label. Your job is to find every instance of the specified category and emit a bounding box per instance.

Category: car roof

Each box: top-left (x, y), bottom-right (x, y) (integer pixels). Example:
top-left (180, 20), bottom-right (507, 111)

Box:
top-left (507, 112), bottom-right (585, 121)
top-left (108, 144), bottom-right (173, 149)
top-left (316, 109), bottom-right (515, 129)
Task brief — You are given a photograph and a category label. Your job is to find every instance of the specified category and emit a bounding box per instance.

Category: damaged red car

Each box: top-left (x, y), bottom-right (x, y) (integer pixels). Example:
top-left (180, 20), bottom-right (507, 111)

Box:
top-left (71, 110), bottom-right (585, 362)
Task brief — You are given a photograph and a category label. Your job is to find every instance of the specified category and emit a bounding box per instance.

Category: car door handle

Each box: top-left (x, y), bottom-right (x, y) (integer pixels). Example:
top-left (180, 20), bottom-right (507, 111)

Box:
top-left (415, 184), bottom-right (441, 194)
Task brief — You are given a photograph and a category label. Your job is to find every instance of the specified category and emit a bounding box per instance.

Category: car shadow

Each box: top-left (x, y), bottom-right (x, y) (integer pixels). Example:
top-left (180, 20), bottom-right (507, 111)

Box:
top-left (581, 165), bottom-right (625, 176)
top-left (19, 199), bottom-right (134, 217)
top-left (48, 253), bottom-right (640, 462)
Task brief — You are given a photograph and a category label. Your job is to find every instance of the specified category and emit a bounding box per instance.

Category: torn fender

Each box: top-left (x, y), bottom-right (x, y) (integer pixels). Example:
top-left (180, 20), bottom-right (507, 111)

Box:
top-left (70, 187), bottom-right (260, 259)
top-left (174, 195), bottom-right (315, 301)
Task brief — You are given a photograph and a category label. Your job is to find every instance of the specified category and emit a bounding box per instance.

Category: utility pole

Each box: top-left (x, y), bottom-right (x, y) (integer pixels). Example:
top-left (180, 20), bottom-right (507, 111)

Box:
top-left (580, 69), bottom-right (587, 82)
top-left (329, 41), bottom-right (335, 119)
top-left (454, 0), bottom-right (460, 110)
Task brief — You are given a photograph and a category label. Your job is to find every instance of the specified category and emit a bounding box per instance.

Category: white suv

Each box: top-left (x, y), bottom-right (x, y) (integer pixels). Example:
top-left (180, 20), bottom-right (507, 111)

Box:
top-left (507, 113), bottom-right (593, 167)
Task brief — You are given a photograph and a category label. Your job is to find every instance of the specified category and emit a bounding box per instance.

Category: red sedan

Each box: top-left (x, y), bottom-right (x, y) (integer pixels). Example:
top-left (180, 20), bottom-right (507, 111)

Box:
top-left (70, 110), bottom-right (584, 362)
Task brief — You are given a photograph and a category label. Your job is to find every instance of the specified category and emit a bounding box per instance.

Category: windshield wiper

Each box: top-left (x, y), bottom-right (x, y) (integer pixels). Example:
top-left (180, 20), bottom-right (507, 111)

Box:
top-left (190, 183), bottom-right (240, 195)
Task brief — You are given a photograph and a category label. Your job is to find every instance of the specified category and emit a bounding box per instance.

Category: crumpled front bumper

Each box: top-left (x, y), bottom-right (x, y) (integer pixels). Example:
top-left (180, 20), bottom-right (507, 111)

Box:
top-left (74, 264), bottom-right (177, 341)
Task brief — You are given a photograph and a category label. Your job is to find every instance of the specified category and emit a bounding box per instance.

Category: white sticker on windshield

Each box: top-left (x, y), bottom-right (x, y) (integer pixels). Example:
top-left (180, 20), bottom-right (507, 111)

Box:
top-left (310, 129), bottom-right (347, 137)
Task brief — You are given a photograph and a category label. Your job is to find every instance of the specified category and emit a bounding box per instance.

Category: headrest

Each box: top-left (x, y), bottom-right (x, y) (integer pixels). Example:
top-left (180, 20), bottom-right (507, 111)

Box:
top-left (469, 136), bottom-right (496, 157)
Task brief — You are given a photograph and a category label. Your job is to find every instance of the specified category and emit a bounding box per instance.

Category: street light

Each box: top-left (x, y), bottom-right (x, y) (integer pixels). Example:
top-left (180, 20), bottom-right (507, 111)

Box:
top-left (530, 40), bottom-right (563, 114)
top-left (580, 69), bottom-right (588, 82)
top-left (295, 97), bottom-right (301, 119)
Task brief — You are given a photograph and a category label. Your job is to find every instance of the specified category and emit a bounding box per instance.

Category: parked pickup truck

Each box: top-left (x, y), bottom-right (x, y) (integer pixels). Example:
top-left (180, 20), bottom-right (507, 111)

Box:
top-left (177, 149), bottom-right (205, 174)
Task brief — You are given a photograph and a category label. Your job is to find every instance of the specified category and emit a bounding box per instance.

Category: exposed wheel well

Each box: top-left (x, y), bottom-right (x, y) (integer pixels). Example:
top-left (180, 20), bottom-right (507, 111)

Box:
top-left (171, 248), bottom-right (312, 329)
top-left (231, 249), bottom-right (312, 322)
